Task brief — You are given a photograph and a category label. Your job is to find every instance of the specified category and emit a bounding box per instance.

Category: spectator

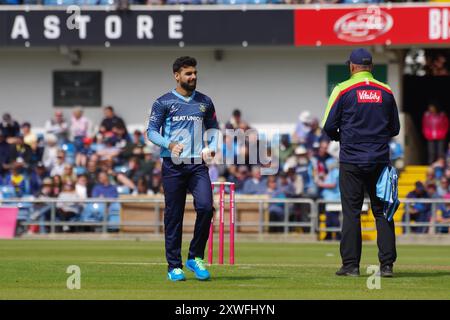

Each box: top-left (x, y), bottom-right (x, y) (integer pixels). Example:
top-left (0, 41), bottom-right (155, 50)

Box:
top-left (92, 171), bottom-right (119, 198)
top-left (305, 118), bottom-right (328, 151)
top-left (313, 140), bottom-right (332, 185)
top-left (29, 162), bottom-right (49, 196)
top-left (437, 177), bottom-right (449, 197)
top-left (75, 137), bottom-right (94, 167)
top-left (100, 106), bottom-right (128, 135)
top-left (0, 113), bottom-right (20, 143)
top-left (225, 109), bottom-right (244, 130)
top-left (435, 194), bottom-right (450, 233)
top-left (431, 157), bottom-right (446, 180)
top-left (9, 135), bottom-right (32, 167)
top-left (149, 165), bottom-right (163, 195)
top-left (112, 124), bottom-right (131, 148)
top-left (61, 163), bottom-right (76, 185)
top-left (75, 174), bottom-right (89, 199)
top-left (97, 136), bottom-right (121, 162)
top-left (0, 131), bottom-right (11, 174)
top-left (50, 150), bottom-right (66, 177)
top-left (52, 175), bottom-right (63, 197)
top-left (278, 171), bottom-right (296, 197)
top-left (70, 107), bottom-right (91, 152)
top-left (229, 165), bottom-right (249, 193)
top-left (42, 134), bottom-right (59, 170)
top-left (56, 181), bottom-right (82, 232)
top-left (389, 138), bottom-right (404, 171)
top-left (266, 176), bottom-right (287, 233)
top-left (317, 158), bottom-right (341, 240)
top-left (125, 156), bottom-right (147, 188)
top-left (21, 122), bottom-right (38, 147)
top-left (134, 176), bottom-right (150, 195)
top-left (422, 103), bottom-right (449, 164)
top-left (45, 110), bottom-right (69, 145)
top-left (278, 135), bottom-right (295, 168)
top-left (292, 111), bottom-right (311, 144)
top-left (121, 129), bottom-right (146, 161)
top-left (406, 181), bottom-right (431, 233)
top-left (242, 166), bottom-right (267, 195)
top-left (4, 162), bottom-right (29, 197)
top-left (31, 177), bottom-right (55, 234)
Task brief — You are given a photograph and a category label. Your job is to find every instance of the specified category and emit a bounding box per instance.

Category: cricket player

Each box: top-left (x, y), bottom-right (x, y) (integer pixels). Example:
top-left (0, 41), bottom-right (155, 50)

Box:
top-left (147, 56), bottom-right (219, 281)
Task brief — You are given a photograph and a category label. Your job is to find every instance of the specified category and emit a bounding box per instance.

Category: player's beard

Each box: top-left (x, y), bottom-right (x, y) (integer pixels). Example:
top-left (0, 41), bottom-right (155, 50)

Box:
top-left (180, 79), bottom-right (196, 92)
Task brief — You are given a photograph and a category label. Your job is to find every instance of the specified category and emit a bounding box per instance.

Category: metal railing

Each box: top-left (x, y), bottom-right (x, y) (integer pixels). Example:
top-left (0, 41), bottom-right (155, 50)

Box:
top-left (1, 197), bottom-right (449, 236)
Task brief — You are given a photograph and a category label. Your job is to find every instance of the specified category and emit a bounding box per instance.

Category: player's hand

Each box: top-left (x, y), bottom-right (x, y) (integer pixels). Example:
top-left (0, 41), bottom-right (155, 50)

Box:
top-left (201, 147), bottom-right (216, 163)
top-left (169, 142), bottom-right (184, 157)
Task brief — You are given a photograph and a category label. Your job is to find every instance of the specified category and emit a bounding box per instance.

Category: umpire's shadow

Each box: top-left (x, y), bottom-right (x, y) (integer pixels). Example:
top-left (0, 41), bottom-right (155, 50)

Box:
top-left (388, 271), bottom-right (450, 278)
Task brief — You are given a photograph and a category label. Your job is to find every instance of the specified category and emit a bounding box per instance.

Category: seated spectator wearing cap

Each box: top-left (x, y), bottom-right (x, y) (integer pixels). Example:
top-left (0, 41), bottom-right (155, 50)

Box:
top-left (75, 137), bottom-right (94, 167)
top-left (42, 134), bottom-right (59, 170)
top-left (406, 182), bottom-right (432, 234)
top-left (91, 171), bottom-right (119, 198)
top-left (0, 131), bottom-right (11, 175)
top-left (45, 110), bottom-right (69, 145)
top-left (0, 113), bottom-right (20, 143)
top-left (29, 162), bottom-right (50, 196)
top-left (10, 135), bottom-right (32, 169)
top-left (292, 111), bottom-right (312, 145)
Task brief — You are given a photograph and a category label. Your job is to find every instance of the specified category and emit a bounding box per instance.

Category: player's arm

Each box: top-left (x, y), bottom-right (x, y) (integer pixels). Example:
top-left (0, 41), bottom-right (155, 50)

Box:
top-left (146, 100), bottom-right (172, 149)
top-left (322, 85), bottom-right (342, 141)
top-left (203, 101), bottom-right (220, 154)
top-left (388, 95), bottom-right (400, 137)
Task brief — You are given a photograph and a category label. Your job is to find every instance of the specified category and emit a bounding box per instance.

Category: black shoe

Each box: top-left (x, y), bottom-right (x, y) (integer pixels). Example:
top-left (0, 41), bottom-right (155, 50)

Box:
top-left (335, 266), bottom-right (360, 277)
top-left (380, 265), bottom-right (394, 277)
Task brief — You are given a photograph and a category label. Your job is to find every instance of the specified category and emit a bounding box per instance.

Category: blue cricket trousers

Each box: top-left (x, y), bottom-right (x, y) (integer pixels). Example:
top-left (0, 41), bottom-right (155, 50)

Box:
top-left (162, 157), bottom-right (214, 271)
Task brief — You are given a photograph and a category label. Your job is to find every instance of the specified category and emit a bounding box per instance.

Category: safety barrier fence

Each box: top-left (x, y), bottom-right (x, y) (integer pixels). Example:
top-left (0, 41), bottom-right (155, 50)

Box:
top-left (0, 198), bottom-right (449, 236)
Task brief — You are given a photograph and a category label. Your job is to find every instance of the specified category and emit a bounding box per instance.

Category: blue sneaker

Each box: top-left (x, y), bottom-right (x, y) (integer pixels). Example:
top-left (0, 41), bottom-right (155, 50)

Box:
top-left (167, 268), bottom-right (186, 281)
top-left (186, 257), bottom-right (210, 280)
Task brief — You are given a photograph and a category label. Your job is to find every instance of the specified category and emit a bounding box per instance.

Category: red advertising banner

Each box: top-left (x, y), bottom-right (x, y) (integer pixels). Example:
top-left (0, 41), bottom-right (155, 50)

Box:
top-left (295, 5), bottom-right (450, 46)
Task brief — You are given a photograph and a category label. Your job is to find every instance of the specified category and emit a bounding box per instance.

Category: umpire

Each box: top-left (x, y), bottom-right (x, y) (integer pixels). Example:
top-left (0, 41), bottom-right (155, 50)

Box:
top-left (322, 48), bottom-right (400, 277)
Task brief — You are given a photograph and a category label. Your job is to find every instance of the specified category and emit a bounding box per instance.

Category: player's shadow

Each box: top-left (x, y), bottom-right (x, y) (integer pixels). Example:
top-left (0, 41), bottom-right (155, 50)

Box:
top-left (215, 276), bottom-right (282, 281)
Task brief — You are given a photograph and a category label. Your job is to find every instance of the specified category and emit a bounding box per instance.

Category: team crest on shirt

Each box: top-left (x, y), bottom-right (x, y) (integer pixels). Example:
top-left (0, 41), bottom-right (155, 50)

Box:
top-left (199, 104), bottom-right (206, 112)
top-left (170, 105), bottom-right (180, 113)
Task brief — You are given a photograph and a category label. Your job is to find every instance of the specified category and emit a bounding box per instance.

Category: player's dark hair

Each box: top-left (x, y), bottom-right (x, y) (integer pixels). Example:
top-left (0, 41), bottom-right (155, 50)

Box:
top-left (173, 56), bottom-right (197, 73)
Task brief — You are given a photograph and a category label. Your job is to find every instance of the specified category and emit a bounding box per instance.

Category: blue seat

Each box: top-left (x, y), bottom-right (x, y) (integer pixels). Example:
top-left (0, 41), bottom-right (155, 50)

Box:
top-left (114, 166), bottom-right (129, 174)
top-left (75, 166), bottom-right (87, 176)
top-left (107, 202), bottom-right (121, 231)
top-left (116, 186), bottom-right (130, 195)
top-left (1, 186), bottom-right (16, 199)
top-left (81, 203), bottom-right (106, 222)
top-left (43, 0), bottom-right (78, 4)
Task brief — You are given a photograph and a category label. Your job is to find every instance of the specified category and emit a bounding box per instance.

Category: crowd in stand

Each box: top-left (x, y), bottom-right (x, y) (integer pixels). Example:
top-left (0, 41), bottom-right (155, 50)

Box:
top-left (0, 0), bottom-right (427, 5)
top-left (0, 104), bottom-right (448, 235)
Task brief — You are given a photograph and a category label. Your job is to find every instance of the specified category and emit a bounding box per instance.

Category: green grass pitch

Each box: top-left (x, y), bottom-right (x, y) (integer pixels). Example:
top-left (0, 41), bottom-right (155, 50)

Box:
top-left (1, 239), bottom-right (449, 300)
